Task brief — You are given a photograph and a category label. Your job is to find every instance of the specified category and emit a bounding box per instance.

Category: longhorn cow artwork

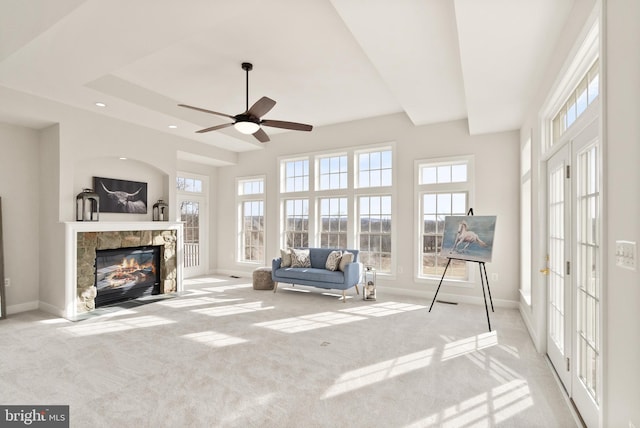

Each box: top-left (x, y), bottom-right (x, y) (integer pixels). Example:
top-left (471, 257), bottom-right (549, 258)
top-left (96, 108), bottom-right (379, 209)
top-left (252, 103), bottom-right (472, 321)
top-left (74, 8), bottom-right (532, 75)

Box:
top-left (440, 215), bottom-right (497, 263)
top-left (93, 177), bottom-right (148, 214)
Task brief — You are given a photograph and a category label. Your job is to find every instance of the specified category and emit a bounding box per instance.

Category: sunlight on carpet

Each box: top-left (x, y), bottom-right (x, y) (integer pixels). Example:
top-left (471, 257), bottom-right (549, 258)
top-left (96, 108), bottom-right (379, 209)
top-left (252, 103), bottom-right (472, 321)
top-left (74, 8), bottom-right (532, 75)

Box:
top-left (441, 331), bottom-right (498, 361)
top-left (61, 315), bottom-right (175, 336)
top-left (254, 311), bottom-right (366, 333)
top-left (192, 301), bottom-right (274, 317)
top-left (157, 296), bottom-right (243, 309)
top-left (322, 348), bottom-right (436, 399)
top-left (406, 379), bottom-right (533, 427)
top-left (339, 301), bottom-right (427, 317)
top-left (182, 330), bottom-right (248, 348)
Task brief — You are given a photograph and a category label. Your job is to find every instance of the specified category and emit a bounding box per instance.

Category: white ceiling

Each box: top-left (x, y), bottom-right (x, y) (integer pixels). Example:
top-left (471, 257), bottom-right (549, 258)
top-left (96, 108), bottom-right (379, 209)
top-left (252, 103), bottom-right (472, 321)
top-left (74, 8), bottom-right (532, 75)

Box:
top-left (0, 0), bottom-right (576, 152)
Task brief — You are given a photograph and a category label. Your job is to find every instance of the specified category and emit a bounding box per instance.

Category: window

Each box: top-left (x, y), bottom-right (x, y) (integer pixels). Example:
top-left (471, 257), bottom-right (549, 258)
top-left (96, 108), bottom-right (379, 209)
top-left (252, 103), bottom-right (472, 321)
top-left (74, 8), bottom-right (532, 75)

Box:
top-left (279, 145), bottom-right (395, 273)
top-left (283, 159), bottom-right (309, 192)
top-left (359, 195), bottom-right (392, 271)
top-left (176, 176), bottom-right (203, 193)
top-left (358, 149), bottom-right (392, 188)
top-left (318, 155), bottom-right (347, 190)
top-left (242, 200), bottom-right (264, 262)
top-left (284, 199), bottom-right (309, 248)
top-left (417, 157), bottom-right (473, 280)
top-left (520, 138), bottom-right (532, 304)
top-left (552, 59), bottom-right (599, 144)
top-left (177, 173), bottom-right (208, 272)
top-left (319, 197), bottom-right (348, 248)
top-left (237, 177), bottom-right (265, 263)
top-left (239, 179), bottom-right (263, 195)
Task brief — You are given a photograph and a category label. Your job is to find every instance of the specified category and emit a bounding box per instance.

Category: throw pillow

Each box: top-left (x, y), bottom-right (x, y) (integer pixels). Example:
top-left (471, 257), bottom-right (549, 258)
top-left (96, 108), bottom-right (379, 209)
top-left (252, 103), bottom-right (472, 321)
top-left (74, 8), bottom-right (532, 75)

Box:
top-left (325, 250), bottom-right (342, 271)
top-left (280, 248), bottom-right (292, 268)
top-left (290, 248), bottom-right (311, 268)
top-left (338, 251), bottom-right (354, 272)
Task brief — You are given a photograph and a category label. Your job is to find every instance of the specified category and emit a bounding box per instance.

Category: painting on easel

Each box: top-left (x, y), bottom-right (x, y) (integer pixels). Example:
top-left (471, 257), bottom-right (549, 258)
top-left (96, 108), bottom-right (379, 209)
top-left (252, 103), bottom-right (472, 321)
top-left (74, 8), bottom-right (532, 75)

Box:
top-left (441, 215), bottom-right (497, 263)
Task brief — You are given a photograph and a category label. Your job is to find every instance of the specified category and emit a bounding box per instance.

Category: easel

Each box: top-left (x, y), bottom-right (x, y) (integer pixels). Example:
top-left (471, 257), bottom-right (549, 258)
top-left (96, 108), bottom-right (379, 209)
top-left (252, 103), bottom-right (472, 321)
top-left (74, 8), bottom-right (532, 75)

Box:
top-left (428, 208), bottom-right (495, 331)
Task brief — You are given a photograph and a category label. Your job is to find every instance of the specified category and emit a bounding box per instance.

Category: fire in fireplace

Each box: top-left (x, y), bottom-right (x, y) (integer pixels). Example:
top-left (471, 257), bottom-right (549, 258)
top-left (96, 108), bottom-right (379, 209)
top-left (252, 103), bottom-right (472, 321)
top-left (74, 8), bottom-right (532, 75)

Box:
top-left (95, 245), bottom-right (161, 307)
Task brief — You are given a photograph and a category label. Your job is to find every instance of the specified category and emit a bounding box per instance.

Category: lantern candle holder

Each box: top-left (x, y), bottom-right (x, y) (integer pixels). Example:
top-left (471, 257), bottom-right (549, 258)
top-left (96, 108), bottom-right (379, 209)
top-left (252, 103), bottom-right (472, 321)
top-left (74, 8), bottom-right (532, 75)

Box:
top-left (153, 199), bottom-right (168, 221)
top-left (363, 266), bottom-right (376, 301)
top-left (76, 188), bottom-right (99, 221)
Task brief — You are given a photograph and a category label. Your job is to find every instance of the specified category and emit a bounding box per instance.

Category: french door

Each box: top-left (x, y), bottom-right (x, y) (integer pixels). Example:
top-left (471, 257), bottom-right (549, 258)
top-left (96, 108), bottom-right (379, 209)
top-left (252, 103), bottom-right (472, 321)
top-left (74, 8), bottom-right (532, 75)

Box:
top-left (178, 195), bottom-right (207, 278)
top-left (545, 118), bottom-right (601, 427)
top-left (546, 144), bottom-right (572, 389)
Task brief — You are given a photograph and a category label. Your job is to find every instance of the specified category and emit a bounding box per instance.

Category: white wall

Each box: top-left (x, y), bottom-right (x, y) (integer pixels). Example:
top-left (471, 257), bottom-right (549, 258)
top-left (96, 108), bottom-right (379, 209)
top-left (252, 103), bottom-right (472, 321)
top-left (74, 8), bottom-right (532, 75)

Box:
top-left (0, 85), bottom-right (236, 315)
top-left (604, 0), bottom-right (640, 426)
top-left (38, 124), bottom-right (65, 313)
top-left (215, 113), bottom-right (520, 305)
top-left (0, 123), bottom-right (41, 313)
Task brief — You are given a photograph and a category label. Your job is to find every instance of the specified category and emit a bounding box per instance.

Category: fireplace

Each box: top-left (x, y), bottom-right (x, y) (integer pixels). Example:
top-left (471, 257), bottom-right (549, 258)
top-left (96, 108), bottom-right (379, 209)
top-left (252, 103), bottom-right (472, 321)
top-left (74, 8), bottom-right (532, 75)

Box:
top-left (71, 225), bottom-right (182, 317)
top-left (95, 245), bottom-right (161, 307)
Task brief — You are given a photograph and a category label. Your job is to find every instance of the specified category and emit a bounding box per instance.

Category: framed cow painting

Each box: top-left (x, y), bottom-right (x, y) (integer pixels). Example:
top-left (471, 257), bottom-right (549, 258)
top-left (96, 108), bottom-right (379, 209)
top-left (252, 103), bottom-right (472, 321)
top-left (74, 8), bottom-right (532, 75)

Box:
top-left (93, 177), bottom-right (148, 214)
top-left (440, 215), bottom-right (497, 263)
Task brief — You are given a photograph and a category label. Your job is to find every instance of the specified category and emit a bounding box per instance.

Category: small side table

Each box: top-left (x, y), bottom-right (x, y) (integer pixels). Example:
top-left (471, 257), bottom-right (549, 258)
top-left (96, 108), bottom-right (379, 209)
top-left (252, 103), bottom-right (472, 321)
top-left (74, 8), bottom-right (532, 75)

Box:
top-left (363, 266), bottom-right (376, 301)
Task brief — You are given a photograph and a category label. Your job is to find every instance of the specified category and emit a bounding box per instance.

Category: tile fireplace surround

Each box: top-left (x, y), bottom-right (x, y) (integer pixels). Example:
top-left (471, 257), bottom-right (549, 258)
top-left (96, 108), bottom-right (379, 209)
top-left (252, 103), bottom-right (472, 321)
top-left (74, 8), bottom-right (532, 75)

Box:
top-left (65, 222), bottom-right (183, 320)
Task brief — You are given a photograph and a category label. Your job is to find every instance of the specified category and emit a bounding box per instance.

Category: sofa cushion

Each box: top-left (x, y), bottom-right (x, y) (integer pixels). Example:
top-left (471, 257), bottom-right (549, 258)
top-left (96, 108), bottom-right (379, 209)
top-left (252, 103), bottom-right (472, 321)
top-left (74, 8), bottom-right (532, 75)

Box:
top-left (280, 248), bottom-right (292, 267)
top-left (276, 267), bottom-right (345, 284)
top-left (325, 250), bottom-right (342, 271)
top-left (339, 251), bottom-right (354, 272)
top-left (291, 248), bottom-right (311, 268)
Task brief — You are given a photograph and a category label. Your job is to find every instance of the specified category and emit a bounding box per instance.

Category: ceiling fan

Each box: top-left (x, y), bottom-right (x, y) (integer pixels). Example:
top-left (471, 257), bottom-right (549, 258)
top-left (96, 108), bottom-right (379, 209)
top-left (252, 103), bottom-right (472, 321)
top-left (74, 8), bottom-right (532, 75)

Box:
top-left (178, 62), bottom-right (313, 143)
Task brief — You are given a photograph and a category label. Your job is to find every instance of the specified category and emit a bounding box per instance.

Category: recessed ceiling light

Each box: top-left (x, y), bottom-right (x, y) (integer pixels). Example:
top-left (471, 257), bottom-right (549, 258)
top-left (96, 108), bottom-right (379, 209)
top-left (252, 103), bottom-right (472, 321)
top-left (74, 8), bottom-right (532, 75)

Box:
top-left (119, 157), bottom-right (127, 160)
top-left (168, 125), bottom-right (177, 129)
top-left (95, 102), bottom-right (107, 107)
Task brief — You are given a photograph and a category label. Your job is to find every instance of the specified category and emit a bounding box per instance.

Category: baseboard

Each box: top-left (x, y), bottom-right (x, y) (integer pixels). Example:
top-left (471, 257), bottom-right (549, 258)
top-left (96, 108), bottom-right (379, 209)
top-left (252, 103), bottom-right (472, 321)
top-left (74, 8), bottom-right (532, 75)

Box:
top-left (38, 301), bottom-right (65, 318)
top-left (6, 300), bottom-right (39, 315)
top-left (209, 269), bottom-right (252, 280)
top-left (384, 286), bottom-right (519, 309)
top-left (519, 302), bottom-right (544, 353)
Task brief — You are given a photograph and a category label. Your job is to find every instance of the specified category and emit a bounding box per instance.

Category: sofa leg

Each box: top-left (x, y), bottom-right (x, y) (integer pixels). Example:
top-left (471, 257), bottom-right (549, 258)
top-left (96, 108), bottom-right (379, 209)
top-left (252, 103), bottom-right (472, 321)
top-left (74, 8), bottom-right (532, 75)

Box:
top-left (273, 282), bottom-right (278, 293)
top-left (342, 290), bottom-right (346, 302)
top-left (354, 284), bottom-right (359, 295)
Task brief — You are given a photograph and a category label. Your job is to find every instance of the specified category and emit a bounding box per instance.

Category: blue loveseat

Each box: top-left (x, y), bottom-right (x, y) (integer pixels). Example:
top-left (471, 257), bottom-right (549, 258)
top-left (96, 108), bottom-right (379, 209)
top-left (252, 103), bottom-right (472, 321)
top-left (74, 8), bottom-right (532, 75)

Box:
top-left (272, 248), bottom-right (362, 301)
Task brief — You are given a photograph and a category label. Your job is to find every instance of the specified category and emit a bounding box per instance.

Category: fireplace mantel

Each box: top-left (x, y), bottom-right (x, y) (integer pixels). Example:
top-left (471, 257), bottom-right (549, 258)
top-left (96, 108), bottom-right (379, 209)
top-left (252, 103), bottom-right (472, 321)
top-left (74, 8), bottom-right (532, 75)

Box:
top-left (64, 221), bottom-right (184, 319)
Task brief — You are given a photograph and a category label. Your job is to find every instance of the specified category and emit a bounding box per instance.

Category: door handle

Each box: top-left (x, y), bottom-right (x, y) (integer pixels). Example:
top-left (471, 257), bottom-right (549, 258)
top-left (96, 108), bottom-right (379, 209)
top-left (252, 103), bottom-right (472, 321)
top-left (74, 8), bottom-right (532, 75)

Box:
top-left (540, 268), bottom-right (549, 275)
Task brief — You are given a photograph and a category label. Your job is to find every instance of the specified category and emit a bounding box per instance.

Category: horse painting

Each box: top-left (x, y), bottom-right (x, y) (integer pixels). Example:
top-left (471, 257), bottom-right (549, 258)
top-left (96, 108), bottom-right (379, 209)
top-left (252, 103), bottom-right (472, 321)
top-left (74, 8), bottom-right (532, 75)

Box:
top-left (441, 215), bottom-right (497, 263)
top-left (451, 220), bottom-right (487, 253)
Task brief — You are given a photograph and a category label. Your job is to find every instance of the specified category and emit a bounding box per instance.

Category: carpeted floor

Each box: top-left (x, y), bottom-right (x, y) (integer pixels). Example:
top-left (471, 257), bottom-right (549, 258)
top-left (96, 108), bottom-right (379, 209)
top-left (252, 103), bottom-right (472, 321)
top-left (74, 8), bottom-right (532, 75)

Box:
top-left (0, 275), bottom-right (577, 427)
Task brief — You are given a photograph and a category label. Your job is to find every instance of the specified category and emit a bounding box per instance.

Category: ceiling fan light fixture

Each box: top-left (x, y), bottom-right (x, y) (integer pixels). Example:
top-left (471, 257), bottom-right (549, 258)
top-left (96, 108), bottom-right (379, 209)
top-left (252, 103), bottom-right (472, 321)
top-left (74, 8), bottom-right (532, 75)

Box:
top-left (234, 120), bottom-right (260, 135)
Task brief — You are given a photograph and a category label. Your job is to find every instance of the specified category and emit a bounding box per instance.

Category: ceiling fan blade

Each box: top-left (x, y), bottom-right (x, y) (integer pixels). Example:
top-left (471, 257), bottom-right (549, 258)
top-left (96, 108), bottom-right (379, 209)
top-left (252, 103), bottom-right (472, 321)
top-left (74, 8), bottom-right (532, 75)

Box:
top-left (261, 119), bottom-right (313, 132)
top-left (196, 123), bottom-right (234, 133)
top-left (253, 127), bottom-right (270, 143)
top-left (178, 104), bottom-right (235, 119)
top-left (247, 96), bottom-right (276, 118)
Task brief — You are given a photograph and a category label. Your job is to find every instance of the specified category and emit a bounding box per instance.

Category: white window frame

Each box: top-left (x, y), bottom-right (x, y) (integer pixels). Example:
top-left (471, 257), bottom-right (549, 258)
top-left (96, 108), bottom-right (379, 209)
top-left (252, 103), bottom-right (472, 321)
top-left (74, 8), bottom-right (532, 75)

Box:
top-left (541, 20), bottom-right (599, 156)
top-left (317, 154), bottom-right (348, 191)
top-left (278, 143), bottom-right (397, 275)
top-left (236, 176), bottom-right (266, 265)
top-left (282, 198), bottom-right (310, 248)
top-left (176, 172), bottom-right (209, 276)
top-left (520, 137), bottom-right (532, 305)
top-left (281, 157), bottom-right (310, 193)
top-left (414, 155), bottom-right (475, 286)
top-left (318, 196), bottom-right (348, 248)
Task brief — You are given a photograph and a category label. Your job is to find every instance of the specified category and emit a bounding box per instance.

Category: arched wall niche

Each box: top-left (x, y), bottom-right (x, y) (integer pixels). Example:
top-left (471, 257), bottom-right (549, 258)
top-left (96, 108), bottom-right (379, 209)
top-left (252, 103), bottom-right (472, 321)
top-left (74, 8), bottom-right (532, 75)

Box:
top-left (73, 156), bottom-right (170, 222)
